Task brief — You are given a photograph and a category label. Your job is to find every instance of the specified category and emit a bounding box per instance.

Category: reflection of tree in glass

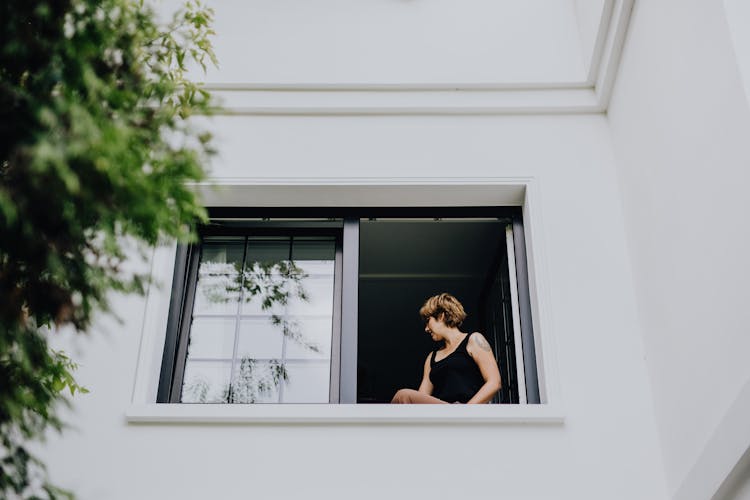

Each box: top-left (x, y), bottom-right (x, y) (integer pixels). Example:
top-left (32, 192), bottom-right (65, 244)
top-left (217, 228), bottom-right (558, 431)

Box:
top-left (182, 377), bottom-right (211, 403)
top-left (225, 358), bottom-right (288, 403)
top-left (183, 359), bottom-right (287, 403)
top-left (185, 257), bottom-right (324, 403)
top-left (198, 259), bottom-right (320, 353)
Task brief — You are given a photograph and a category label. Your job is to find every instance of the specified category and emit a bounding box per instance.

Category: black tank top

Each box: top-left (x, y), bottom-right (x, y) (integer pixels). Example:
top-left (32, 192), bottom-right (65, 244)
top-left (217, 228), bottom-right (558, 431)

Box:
top-left (429, 333), bottom-right (485, 403)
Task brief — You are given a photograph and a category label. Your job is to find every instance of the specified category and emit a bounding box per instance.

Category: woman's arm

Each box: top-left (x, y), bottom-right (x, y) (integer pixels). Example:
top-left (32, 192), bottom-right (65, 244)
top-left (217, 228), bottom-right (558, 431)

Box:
top-left (417, 352), bottom-right (434, 395)
top-left (466, 332), bottom-right (502, 404)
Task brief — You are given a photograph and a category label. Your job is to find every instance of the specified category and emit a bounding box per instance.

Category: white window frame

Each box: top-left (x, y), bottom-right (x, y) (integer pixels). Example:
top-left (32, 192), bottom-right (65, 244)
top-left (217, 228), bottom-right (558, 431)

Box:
top-left (127, 178), bottom-right (564, 424)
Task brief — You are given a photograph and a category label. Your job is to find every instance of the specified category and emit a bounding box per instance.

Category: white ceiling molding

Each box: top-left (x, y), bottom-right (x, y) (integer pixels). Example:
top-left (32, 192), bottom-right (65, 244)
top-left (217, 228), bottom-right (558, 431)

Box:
top-left (592, 0), bottom-right (636, 110)
top-left (202, 0), bottom-right (634, 116)
top-left (191, 178), bottom-right (529, 207)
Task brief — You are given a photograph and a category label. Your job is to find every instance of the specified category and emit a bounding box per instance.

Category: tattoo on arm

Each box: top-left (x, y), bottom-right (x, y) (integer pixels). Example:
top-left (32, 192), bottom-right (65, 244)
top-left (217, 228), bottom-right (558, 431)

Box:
top-left (473, 334), bottom-right (493, 352)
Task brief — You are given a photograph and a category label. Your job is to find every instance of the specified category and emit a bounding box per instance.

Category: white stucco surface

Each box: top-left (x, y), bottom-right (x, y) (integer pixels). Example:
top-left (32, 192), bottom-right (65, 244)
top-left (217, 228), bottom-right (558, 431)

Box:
top-left (32, 1), bottom-right (750, 498)
top-left (723, 0), bottom-right (750, 104)
top-left (181, 0), bottom-right (586, 84)
top-left (607, 0), bottom-right (750, 497)
top-left (40, 113), bottom-right (667, 499)
top-left (573, 0), bottom-right (607, 74)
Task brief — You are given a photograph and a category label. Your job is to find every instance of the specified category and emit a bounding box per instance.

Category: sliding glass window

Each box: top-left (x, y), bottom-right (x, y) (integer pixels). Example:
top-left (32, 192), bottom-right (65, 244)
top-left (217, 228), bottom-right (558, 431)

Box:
top-left (158, 225), bottom-right (341, 403)
top-left (157, 209), bottom-right (539, 405)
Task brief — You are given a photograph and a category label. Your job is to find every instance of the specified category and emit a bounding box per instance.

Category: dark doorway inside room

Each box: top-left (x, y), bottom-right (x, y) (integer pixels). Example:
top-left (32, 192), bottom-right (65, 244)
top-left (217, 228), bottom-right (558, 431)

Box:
top-left (357, 218), bottom-right (522, 404)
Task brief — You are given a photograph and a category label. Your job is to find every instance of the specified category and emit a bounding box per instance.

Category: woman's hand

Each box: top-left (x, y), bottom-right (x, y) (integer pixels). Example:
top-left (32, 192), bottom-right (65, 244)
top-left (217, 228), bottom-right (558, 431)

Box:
top-left (465, 332), bottom-right (502, 404)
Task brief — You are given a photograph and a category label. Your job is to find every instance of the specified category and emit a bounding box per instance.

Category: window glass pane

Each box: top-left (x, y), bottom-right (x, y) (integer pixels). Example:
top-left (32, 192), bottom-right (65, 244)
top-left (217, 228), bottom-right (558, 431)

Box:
top-left (180, 233), bottom-right (337, 404)
top-left (293, 260), bottom-right (334, 276)
top-left (292, 237), bottom-right (335, 276)
top-left (284, 316), bottom-right (333, 360)
top-left (292, 237), bottom-right (336, 260)
top-left (186, 318), bottom-right (236, 360)
top-left (193, 238), bottom-right (245, 315)
top-left (181, 360), bottom-right (232, 403)
top-left (202, 238), bottom-right (245, 264)
top-left (237, 318), bottom-right (284, 359)
top-left (241, 237), bottom-right (291, 315)
top-left (287, 277), bottom-right (334, 316)
top-left (229, 359), bottom-right (283, 403)
top-left (282, 362), bottom-right (331, 403)
top-left (246, 237), bottom-right (290, 267)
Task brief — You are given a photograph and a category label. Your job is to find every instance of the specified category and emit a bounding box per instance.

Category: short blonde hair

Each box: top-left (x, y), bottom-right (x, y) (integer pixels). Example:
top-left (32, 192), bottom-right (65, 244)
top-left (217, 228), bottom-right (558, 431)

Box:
top-left (419, 293), bottom-right (467, 328)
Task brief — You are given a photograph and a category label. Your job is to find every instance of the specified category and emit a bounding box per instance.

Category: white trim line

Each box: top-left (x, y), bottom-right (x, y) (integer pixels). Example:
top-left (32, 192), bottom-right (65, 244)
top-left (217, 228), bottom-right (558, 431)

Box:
top-left (126, 403), bottom-right (565, 425)
top-left (203, 82), bottom-right (593, 91)
top-left (130, 242), bottom-right (181, 405)
top-left (206, 87), bottom-right (600, 116)
top-left (593, 0), bottom-right (636, 109)
top-left (130, 178), bottom-right (564, 423)
top-left (191, 179), bottom-right (531, 208)
top-left (130, 245), bottom-right (158, 404)
top-left (212, 106), bottom-right (604, 116)
top-left (585, 0), bottom-right (617, 84)
top-left (520, 178), bottom-right (561, 406)
top-left (506, 224), bottom-right (528, 405)
top-left (192, 176), bottom-right (537, 186)
top-left (195, 0), bottom-right (633, 115)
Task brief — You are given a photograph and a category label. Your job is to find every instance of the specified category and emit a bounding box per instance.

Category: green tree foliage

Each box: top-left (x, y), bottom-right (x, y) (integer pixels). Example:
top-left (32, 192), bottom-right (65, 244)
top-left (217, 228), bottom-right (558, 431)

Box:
top-left (0, 0), bottom-right (216, 496)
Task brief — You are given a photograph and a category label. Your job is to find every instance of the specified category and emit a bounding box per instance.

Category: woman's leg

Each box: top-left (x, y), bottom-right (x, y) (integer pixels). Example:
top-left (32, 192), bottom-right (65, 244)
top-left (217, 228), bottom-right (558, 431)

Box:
top-left (391, 388), bottom-right (448, 404)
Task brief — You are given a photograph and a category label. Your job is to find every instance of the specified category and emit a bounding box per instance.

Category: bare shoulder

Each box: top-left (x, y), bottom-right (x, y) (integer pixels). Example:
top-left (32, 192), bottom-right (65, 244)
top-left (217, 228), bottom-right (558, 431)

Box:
top-left (469, 332), bottom-right (493, 352)
top-left (423, 351), bottom-right (435, 370)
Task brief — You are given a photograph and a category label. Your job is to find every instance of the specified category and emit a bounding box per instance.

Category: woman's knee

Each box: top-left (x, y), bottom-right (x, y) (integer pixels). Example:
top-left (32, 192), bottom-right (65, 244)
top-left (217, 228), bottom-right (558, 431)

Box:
top-left (391, 388), bottom-right (417, 404)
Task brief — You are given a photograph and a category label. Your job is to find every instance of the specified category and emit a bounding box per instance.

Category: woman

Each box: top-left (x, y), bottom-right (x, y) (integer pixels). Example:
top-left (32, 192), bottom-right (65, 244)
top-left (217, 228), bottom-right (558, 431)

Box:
top-left (391, 293), bottom-right (502, 404)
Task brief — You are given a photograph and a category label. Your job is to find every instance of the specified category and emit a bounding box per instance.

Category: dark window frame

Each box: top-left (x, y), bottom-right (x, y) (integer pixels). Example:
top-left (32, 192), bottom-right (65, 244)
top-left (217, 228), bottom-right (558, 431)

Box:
top-left (157, 221), bottom-right (343, 403)
top-left (157, 207), bottom-right (539, 404)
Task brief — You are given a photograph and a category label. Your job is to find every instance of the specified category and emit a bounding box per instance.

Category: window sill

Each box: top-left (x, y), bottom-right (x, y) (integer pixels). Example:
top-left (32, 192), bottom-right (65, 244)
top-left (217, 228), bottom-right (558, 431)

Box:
top-left (125, 403), bottom-right (565, 425)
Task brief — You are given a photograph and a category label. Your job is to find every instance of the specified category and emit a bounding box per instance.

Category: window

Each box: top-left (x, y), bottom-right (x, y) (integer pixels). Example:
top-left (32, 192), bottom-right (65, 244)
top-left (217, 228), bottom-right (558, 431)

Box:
top-left (157, 208), bottom-right (539, 404)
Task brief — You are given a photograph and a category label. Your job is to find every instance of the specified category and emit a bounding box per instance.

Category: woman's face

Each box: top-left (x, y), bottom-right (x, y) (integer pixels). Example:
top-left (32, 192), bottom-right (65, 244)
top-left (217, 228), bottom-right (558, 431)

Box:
top-left (424, 316), bottom-right (445, 341)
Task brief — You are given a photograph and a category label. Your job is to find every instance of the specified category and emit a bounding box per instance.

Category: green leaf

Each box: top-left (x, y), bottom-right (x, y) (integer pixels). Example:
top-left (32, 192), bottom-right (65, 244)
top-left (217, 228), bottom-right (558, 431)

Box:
top-left (0, 0), bottom-right (218, 495)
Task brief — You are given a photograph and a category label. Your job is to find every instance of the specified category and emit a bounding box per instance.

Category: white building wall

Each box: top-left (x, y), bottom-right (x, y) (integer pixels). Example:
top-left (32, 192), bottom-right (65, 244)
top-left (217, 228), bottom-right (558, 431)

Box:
top-left (34, 2), bottom-right (677, 499)
top-left (190, 0), bottom-right (585, 84)
top-left (718, 451), bottom-right (750, 500)
top-left (573, 0), bottom-right (607, 75)
top-left (42, 113), bottom-right (667, 500)
top-left (723, 0), bottom-right (750, 105)
top-left (607, 1), bottom-right (750, 498)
